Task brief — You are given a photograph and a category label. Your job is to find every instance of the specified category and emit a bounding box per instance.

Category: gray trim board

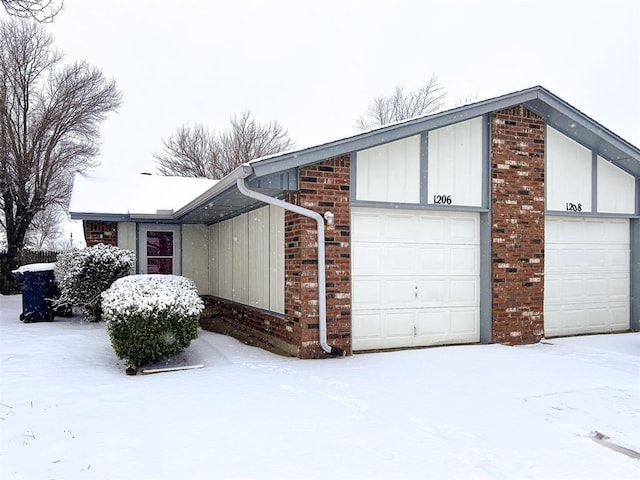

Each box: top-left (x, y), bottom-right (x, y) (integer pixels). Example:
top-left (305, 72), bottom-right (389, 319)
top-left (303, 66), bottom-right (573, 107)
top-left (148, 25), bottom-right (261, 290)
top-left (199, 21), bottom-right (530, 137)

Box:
top-left (544, 211), bottom-right (640, 219)
top-left (349, 200), bottom-right (489, 213)
top-left (482, 114), bottom-right (490, 209)
top-left (420, 133), bottom-right (428, 205)
top-left (631, 219), bottom-right (640, 331)
top-left (350, 152), bottom-right (357, 203)
top-left (479, 211), bottom-right (492, 343)
top-left (592, 151), bottom-right (598, 213)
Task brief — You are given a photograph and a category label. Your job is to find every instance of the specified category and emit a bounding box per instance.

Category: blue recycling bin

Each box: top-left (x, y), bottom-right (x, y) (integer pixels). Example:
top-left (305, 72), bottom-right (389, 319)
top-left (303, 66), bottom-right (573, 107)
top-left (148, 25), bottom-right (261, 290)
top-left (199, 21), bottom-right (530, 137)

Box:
top-left (12, 263), bottom-right (57, 323)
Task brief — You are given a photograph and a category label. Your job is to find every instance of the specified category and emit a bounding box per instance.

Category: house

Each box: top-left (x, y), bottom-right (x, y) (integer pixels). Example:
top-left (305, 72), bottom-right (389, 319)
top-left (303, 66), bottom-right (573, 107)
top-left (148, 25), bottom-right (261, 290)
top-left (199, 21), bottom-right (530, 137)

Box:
top-left (69, 86), bottom-right (640, 359)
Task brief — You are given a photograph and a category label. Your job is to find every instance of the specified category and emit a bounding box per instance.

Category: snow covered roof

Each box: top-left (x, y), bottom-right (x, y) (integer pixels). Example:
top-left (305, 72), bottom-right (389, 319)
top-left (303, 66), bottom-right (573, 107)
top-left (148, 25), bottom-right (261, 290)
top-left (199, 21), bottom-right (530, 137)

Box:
top-left (69, 171), bottom-right (218, 220)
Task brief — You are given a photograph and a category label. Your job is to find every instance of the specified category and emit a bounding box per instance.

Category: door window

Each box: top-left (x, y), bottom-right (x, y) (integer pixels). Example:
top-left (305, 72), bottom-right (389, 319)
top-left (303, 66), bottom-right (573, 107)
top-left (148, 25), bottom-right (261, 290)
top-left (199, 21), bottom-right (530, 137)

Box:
top-left (147, 231), bottom-right (174, 273)
top-left (138, 224), bottom-right (181, 274)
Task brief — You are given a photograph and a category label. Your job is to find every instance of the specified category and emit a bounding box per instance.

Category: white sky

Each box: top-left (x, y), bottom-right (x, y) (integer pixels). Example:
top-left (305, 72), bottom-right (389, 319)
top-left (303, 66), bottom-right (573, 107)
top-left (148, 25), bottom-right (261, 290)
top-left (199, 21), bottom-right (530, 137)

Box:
top-left (19, 0), bottom-right (640, 174)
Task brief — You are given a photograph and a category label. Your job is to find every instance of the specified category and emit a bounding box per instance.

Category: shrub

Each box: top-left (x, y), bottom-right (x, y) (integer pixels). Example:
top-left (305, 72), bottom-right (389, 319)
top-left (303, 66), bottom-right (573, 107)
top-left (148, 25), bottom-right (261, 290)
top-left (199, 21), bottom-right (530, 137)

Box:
top-left (54, 244), bottom-right (134, 321)
top-left (102, 274), bottom-right (204, 367)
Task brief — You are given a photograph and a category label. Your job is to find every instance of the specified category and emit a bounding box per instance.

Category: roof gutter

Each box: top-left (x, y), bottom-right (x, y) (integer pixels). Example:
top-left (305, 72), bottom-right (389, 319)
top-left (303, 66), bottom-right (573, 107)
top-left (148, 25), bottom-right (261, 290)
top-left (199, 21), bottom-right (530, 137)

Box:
top-left (236, 176), bottom-right (342, 356)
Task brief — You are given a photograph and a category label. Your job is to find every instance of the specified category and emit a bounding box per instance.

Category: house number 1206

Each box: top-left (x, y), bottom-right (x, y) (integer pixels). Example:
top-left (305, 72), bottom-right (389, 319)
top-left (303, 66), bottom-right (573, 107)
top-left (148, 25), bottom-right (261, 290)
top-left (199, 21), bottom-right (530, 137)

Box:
top-left (565, 202), bottom-right (582, 212)
top-left (433, 195), bottom-right (452, 205)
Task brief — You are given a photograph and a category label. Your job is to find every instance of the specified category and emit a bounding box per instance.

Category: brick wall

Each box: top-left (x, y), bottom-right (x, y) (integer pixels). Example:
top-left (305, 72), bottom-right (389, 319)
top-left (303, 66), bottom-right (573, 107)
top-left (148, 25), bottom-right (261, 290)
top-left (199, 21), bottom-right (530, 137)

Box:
top-left (491, 106), bottom-right (545, 344)
top-left (83, 221), bottom-right (117, 247)
top-left (285, 155), bottom-right (352, 358)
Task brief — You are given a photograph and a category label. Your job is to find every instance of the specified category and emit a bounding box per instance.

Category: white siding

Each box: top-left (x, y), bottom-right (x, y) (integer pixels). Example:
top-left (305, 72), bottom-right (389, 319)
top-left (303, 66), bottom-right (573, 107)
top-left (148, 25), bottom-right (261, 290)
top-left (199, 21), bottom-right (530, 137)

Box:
top-left (546, 126), bottom-right (592, 212)
top-left (232, 215), bottom-right (249, 304)
top-left (208, 223), bottom-right (219, 297)
top-left (544, 217), bottom-right (630, 337)
top-left (218, 220), bottom-right (233, 299)
top-left (117, 222), bottom-right (136, 274)
top-left (210, 207), bottom-right (284, 313)
top-left (427, 117), bottom-right (483, 207)
top-left (181, 224), bottom-right (209, 295)
top-left (269, 205), bottom-right (285, 314)
top-left (597, 156), bottom-right (636, 214)
top-left (248, 207), bottom-right (270, 309)
top-left (356, 135), bottom-right (420, 203)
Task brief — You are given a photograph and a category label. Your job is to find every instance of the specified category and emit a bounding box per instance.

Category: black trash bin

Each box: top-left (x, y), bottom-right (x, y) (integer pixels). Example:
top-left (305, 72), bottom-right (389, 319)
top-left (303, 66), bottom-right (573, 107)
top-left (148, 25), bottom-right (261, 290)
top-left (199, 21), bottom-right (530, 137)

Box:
top-left (12, 263), bottom-right (57, 323)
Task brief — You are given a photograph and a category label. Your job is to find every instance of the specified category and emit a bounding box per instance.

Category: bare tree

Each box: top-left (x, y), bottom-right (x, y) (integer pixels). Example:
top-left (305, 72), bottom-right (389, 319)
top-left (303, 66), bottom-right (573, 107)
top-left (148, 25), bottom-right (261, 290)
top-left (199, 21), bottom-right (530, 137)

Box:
top-left (1, 0), bottom-right (63, 22)
top-left (26, 203), bottom-right (65, 249)
top-left (453, 91), bottom-right (479, 108)
top-left (0, 19), bottom-right (122, 287)
top-left (155, 124), bottom-right (222, 178)
top-left (156, 111), bottom-right (294, 179)
top-left (355, 75), bottom-right (447, 130)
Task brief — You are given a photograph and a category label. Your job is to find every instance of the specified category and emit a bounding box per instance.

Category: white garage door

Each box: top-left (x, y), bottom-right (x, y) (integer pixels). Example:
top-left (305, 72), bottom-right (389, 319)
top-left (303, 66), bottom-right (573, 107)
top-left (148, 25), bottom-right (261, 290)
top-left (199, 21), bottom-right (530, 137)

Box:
top-left (351, 207), bottom-right (480, 350)
top-left (544, 217), bottom-right (630, 337)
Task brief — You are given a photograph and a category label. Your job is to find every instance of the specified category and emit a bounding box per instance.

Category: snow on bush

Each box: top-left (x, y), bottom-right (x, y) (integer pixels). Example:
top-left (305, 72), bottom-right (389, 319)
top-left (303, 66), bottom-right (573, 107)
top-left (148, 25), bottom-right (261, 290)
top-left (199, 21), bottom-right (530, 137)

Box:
top-left (54, 244), bottom-right (134, 321)
top-left (102, 274), bottom-right (204, 367)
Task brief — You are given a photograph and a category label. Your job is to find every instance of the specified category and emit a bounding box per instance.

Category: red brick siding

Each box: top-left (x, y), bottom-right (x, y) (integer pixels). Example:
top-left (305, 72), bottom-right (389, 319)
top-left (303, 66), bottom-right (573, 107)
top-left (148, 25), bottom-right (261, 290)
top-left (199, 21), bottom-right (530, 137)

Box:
top-left (491, 106), bottom-right (545, 344)
top-left (285, 156), bottom-right (352, 358)
top-left (83, 221), bottom-right (117, 247)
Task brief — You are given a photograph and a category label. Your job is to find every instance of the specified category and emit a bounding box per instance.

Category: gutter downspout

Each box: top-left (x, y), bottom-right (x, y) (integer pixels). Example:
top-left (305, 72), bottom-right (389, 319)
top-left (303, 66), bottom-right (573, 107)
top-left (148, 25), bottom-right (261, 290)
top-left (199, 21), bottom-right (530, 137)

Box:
top-left (236, 177), bottom-right (342, 356)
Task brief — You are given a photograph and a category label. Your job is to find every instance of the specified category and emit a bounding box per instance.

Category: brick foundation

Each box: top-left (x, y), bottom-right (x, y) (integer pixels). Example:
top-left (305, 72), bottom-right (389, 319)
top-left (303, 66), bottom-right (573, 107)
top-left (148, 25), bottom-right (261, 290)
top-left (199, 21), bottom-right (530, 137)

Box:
top-left (200, 296), bottom-right (299, 357)
top-left (83, 221), bottom-right (117, 247)
top-left (491, 106), bottom-right (545, 344)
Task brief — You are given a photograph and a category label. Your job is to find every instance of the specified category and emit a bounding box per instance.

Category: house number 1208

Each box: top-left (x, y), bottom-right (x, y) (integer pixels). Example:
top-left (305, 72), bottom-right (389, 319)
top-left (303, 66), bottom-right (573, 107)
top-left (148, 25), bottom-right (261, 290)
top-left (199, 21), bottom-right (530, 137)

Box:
top-left (433, 195), bottom-right (452, 205)
top-left (565, 202), bottom-right (582, 212)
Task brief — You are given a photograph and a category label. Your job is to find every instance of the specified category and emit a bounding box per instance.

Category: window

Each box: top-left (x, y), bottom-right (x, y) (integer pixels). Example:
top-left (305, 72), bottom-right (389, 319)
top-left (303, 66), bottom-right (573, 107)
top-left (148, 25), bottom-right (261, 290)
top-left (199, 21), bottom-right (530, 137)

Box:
top-left (138, 224), bottom-right (181, 274)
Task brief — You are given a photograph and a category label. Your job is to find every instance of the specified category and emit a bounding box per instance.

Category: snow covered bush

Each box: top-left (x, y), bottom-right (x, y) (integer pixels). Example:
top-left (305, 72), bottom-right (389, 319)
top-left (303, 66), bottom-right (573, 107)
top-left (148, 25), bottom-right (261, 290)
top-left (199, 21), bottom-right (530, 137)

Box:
top-left (102, 274), bottom-right (204, 368)
top-left (55, 244), bottom-right (134, 321)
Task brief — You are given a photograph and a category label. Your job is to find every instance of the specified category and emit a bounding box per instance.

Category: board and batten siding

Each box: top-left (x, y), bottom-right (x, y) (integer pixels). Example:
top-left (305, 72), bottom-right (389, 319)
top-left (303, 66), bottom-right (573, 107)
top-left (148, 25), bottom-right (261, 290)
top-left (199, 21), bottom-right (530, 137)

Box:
top-left (181, 224), bottom-right (209, 295)
top-left (597, 156), bottom-right (636, 214)
top-left (209, 205), bottom-right (284, 314)
top-left (546, 126), bottom-right (593, 212)
top-left (427, 117), bottom-right (483, 207)
top-left (355, 135), bottom-right (421, 203)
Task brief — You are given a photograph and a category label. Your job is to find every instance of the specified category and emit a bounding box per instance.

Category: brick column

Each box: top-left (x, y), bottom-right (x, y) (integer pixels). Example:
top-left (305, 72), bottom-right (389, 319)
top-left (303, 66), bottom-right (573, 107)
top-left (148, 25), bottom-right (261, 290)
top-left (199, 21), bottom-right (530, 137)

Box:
top-left (284, 156), bottom-right (351, 358)
top-left (83, 221), bottom-right (117, 247)
top-left (491, 106), bottom-right (545, 344)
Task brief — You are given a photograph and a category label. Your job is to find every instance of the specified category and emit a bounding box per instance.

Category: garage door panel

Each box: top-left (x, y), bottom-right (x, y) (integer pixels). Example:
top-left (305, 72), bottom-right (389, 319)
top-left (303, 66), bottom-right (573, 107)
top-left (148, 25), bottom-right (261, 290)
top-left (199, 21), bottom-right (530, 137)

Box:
top-left (352, 312), bottom-right (382, 343)
top-left (384, 311), bottom-right (415, 339)
top-left (416, 308), bottom-right (478, 340)
top-left (449, 278), bottom-right (480, 304)
top-left (544, 216), bottom-right (630, 337)
top-left (450, 217), bottom-right (480, 242)
top-left (382, 279), bottom-right (422, 306)
top-left (352, 207), bottom-right (480, 350)
top-left (450, 309), bottom-right (479, 335)
top-left (352, 279), bottom-right (382, 309)
top-left (351, 245), bottom-right (381, 275)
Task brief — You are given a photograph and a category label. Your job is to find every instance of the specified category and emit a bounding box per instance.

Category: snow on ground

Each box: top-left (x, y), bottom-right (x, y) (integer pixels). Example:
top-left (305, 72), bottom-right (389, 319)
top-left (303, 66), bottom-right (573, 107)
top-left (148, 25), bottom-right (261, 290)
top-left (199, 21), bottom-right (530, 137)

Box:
top-left (1, 294), bottom-right (638, 480)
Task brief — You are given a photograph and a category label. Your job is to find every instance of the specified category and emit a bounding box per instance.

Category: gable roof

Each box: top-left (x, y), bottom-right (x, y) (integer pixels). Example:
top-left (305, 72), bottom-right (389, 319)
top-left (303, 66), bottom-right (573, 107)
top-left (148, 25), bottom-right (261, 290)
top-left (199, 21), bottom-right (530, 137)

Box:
top-left (70, 86), bottom-right (640, 224)
top-left (173, 85), bottom-right (639, 224)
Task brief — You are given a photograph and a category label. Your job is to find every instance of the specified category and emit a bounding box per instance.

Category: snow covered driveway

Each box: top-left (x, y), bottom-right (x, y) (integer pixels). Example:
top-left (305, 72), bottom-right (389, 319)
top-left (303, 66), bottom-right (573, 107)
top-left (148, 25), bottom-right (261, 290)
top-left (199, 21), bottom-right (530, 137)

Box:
top-left (1, 294), bottom-right (638, 479)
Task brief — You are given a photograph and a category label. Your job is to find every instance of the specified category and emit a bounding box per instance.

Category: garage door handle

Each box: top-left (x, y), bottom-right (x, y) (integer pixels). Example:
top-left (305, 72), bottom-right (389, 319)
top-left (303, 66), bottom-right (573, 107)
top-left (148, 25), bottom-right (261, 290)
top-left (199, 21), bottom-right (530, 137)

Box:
top-left (415, 286), bottom-right (419, 297)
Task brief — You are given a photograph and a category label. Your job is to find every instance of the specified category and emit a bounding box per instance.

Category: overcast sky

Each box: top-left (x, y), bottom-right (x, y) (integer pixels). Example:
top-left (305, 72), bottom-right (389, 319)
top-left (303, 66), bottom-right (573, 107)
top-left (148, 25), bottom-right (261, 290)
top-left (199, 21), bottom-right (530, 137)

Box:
top-left (30, 0), bottom-right (640, 174)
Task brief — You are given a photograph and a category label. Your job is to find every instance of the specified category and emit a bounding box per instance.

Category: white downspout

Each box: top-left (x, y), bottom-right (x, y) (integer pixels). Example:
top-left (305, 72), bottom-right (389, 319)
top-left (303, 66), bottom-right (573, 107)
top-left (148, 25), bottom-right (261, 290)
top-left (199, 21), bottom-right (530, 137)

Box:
top-left (236, 177), bottom-right (341, 355)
